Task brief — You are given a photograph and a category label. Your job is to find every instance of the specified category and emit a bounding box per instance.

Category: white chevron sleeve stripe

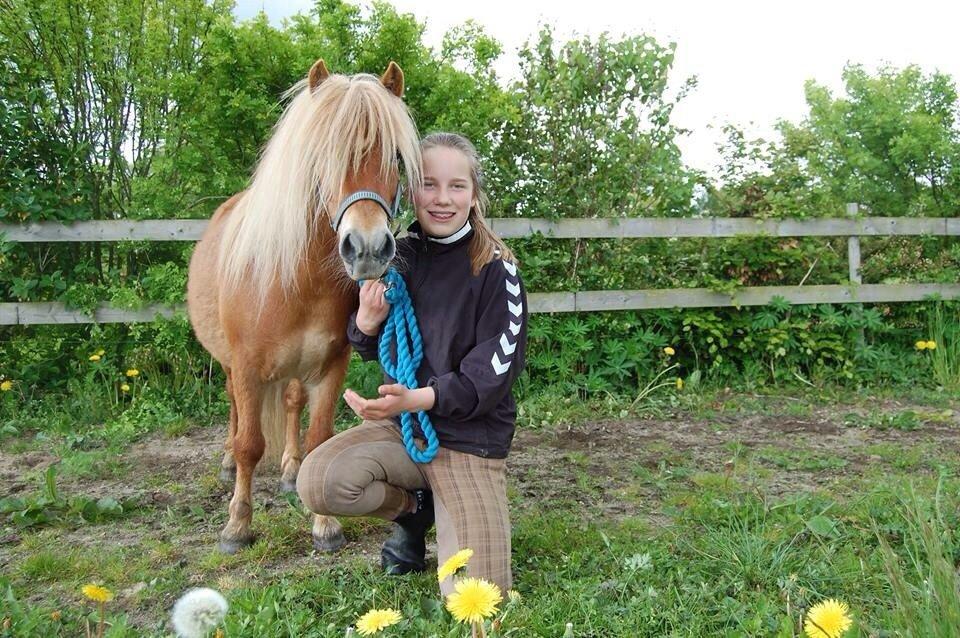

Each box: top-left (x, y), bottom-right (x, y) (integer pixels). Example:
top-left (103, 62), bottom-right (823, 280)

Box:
top-left (491, 351), bottom-right (511, 375)
top-left (489, 260), bottom-right (523, 375)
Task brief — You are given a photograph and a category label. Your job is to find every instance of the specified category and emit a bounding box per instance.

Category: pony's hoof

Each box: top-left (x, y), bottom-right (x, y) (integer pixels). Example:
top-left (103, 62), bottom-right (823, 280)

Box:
top-left (279, 478), bottom-right (298, 495)
top-left (218, 533), bottom-right (254, 554)
top-left (218, 466), bottom-right (236, 485)
top-left (312, 531), bottom-right (346, 553)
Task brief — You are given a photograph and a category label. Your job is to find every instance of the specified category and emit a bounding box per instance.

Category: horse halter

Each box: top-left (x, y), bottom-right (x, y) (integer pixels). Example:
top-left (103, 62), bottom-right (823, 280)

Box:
top-left (329, 156), bottom-right (405, 233)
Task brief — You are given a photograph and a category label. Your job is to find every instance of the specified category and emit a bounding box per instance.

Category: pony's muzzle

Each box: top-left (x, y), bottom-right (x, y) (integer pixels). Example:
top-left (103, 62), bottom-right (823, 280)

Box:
top-left (339, 230), bottom-right (396, 280)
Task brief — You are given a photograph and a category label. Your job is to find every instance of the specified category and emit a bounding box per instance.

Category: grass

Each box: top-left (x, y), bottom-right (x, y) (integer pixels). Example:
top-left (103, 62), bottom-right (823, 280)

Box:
top-left (878, 481), bottom-right (960, 636)
top-left (0, 382), bottom-right (958, 636)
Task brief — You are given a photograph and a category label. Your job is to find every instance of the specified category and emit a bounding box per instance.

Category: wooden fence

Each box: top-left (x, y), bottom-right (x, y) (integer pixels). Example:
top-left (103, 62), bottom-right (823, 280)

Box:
top-left (2, 204), bottom-right (959, 325)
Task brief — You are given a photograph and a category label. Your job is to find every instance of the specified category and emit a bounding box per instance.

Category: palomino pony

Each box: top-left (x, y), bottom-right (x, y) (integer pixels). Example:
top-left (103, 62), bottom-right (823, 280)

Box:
top-left (187, 60), bottom-right (420, 553)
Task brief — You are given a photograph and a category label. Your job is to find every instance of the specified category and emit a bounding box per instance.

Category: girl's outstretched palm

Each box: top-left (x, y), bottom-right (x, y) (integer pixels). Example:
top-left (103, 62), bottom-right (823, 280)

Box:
top-left (343, 384), bottom-right (435, 420)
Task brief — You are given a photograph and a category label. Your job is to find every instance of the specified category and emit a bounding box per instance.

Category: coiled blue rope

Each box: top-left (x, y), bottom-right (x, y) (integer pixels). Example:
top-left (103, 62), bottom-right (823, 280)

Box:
top-left (362, 267), bottom-right (439, 463)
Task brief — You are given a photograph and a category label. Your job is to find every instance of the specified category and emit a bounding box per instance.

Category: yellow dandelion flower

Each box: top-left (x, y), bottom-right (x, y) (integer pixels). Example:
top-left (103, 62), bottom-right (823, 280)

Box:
top-left (89, 354), bottom-right (101, 362)
top-left (355, 608), bottom-right (402, 635)
top-left (676, 378), bottom-right (684, 390)
top-left (126, 368), bottom-right (139, 378)
top-left (915, 340), bottom-right (927, 350)
top-left (507, 589), bottom-right (521, 603)
top-left (120, 384), bottom-right (130, 393)
top-left (438, 548), bottom-right (474, 582)
top-left (81, 584), bottom-right (113, 603)
top-left (445, 577), bottom-right (501, 624)
top-left (926, 340), bottom-right (937, 350)
top-left (663, 346), bottom-right (675, 356)
top-left (804, 598), bottom-right (852, 638)
top-left (50, 610), bottom-right (61, 621)
top-left (0, 380), bottom-right (12, 392)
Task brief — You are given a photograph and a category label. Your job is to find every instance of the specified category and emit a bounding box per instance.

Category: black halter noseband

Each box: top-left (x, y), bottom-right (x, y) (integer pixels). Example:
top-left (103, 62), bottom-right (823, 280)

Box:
top-left (329, 155), bottom-right (405, 232)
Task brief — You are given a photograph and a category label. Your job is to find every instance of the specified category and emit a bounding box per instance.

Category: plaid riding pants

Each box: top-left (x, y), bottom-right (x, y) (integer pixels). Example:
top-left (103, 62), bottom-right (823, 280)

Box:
top-left (296, 418), bottom-right (512, 595)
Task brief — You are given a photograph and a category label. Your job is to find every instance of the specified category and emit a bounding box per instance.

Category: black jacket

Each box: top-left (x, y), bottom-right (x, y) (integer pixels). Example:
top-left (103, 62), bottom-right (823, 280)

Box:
top-left (346, 219), bottom-right (528, 459)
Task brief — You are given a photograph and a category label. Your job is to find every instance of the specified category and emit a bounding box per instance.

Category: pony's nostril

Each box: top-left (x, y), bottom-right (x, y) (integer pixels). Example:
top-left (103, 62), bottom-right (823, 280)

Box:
top-left (373, 233), bottom-right (395, 263)
top-left (339, 232), bottom-right (359, 263)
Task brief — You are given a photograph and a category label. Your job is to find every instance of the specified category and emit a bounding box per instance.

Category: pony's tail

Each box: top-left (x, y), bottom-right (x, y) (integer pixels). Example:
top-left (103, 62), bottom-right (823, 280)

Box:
top-left (259, 382), bottom-right (288, 468)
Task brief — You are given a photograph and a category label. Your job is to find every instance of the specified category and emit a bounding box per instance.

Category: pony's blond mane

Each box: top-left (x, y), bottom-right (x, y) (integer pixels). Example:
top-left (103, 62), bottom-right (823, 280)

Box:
top-left (218, 73), bottom-right (421, 301)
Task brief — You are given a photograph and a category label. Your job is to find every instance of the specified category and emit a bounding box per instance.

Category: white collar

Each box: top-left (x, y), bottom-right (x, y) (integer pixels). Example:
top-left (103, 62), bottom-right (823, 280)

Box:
top-left (409, 219), bottom-right (472, 244)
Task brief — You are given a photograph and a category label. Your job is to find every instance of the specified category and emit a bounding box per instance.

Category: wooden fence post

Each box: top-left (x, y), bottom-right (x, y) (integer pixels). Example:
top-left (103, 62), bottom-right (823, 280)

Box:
top-left (847, 202), bottom-right (865, 349)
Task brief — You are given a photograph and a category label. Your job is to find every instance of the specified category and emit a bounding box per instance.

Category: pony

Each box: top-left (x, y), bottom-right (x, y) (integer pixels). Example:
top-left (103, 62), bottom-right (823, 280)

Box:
top-left (186, 59), bottom-right (420, 553)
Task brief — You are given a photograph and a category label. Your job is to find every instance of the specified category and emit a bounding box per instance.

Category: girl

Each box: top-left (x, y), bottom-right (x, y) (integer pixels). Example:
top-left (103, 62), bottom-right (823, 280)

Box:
top-left (297, 132), bottom-right (528, 595)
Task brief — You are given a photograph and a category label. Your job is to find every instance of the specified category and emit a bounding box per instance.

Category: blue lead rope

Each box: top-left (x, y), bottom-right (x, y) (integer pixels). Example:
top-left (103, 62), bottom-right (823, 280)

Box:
top-left (364, 267), bottom-right (439, 463)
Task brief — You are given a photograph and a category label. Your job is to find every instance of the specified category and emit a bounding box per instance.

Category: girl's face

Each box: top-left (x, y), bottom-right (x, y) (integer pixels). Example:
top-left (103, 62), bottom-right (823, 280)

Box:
top-left (413, 146), bottom-right (476, 238)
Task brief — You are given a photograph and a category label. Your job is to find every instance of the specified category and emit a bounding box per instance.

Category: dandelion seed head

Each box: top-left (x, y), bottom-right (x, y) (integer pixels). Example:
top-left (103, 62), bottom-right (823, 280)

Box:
top-left (171, 588), bottom-right (228, 638)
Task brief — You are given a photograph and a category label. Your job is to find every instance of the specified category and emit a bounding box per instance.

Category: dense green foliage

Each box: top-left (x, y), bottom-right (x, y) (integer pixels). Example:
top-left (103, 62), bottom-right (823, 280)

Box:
top-left (1, 0), bottom-right (958, 427)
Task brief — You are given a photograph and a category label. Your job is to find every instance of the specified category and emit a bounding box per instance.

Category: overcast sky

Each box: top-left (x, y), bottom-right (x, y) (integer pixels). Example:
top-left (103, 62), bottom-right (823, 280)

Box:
top-left (234, 0), bottom-right (960, 177)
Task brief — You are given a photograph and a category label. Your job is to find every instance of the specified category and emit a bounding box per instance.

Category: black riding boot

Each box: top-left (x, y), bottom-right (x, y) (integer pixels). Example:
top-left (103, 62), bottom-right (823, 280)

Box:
top-left (381, 489), bottom-right (434, 575)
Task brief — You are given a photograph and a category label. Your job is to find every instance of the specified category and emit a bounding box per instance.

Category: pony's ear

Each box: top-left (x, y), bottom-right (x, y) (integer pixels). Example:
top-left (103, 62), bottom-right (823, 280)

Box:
top-left (308, 59), bottom-right (330, 92)
top-left (380, 61), bottom-right (404, 98)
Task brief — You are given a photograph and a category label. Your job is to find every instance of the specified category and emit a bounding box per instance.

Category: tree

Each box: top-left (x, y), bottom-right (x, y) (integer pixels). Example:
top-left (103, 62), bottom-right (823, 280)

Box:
top-left (494, 27), bottom-right (700, 219)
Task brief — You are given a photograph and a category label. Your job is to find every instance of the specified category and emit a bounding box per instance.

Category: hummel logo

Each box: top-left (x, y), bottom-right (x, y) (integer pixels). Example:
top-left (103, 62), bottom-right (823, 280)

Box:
top-left (499, 333), bottom-right (516, 355)
top-left (491, 351), bottom-right (511, 375)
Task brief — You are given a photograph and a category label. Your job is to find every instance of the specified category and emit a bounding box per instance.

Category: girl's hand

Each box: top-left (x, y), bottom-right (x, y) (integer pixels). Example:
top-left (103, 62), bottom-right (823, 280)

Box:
top-left (343, 385), bottom-right (435, 420)
top-left (356, 279), bottom-right (390, 336)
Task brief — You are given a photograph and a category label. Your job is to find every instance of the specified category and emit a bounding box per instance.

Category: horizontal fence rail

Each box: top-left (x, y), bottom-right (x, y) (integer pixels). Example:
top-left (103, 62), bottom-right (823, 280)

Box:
top-left (2, 216), bottom-right (959, 242)
top-left (3, 284), bottom-right (959, 326)
top-left (2, 212), bottom-right (958, 325)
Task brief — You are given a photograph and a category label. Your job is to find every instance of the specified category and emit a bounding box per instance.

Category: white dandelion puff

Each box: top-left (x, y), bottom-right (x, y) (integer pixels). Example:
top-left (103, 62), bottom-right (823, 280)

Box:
top-left (171, 587), bottom-right (228, 638)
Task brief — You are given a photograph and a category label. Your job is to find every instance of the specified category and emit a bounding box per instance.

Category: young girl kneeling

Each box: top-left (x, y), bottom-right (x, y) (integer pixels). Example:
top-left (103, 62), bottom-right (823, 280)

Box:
top-left (297, 132), bottom-right (527, 595)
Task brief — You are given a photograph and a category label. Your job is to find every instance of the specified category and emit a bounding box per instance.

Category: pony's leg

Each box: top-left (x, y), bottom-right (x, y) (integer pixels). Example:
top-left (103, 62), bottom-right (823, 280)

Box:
top-left (219, 367), bottom-right (264, 554)
top-left (219, 369), bottom-right (238, 485)
top-left (305, 346), bottom-right (351, 552)
top-left (279, 379), bottom-right (307, 494)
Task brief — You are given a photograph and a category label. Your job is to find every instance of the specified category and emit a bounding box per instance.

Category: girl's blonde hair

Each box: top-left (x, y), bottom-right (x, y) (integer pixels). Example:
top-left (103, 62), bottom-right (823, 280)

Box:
top-left (419, 132), bottom-right (516, 275)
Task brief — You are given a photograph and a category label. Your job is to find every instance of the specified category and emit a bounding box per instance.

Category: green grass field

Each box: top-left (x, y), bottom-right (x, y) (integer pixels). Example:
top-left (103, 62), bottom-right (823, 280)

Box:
top-left (2, 387), bottom-right (959, 637)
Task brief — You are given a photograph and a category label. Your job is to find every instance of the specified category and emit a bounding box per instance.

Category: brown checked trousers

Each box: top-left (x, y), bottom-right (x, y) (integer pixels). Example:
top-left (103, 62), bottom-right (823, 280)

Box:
top-left (297, 419), bottom-right (512, 595)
